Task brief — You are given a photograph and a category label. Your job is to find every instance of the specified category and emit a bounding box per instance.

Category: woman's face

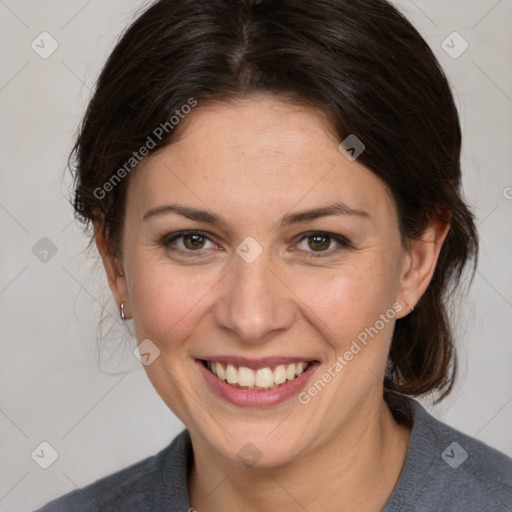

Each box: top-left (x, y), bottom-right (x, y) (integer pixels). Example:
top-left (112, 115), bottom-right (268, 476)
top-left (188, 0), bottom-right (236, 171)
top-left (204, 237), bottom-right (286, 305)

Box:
top-left (111, 96), bottom-right (416, 467)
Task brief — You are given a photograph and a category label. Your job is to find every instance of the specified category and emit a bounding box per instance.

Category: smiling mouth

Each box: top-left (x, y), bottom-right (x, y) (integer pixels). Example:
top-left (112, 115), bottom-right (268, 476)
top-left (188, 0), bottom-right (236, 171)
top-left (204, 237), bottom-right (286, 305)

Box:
top-left (201, 360), bottom-right (315, 390)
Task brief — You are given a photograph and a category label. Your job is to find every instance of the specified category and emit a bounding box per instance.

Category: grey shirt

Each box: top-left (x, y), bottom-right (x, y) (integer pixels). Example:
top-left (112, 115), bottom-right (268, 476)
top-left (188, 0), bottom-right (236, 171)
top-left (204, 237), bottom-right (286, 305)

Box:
top-left (35, 397), bottom-right (512, 511)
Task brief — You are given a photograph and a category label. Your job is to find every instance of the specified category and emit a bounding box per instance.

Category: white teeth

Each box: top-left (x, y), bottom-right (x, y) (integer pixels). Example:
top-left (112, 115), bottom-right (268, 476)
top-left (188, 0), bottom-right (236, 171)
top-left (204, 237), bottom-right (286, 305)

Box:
top-left (255, 367), bottom-right (274, 388)
top-left (225, 363), bottom-right (239, 384)
top-left (215, 362), bottom-right (225, 380)
top-left (274, 365), bottom-right (287, 384)
top-left (206, 361), bottom-right (311, 390)
top-left (238, 366), bottom-right (255, 387)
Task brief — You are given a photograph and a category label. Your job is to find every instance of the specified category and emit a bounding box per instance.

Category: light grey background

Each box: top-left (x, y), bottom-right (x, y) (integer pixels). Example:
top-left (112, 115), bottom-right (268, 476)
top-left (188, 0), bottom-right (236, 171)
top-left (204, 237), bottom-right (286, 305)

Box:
top-left (0, 1), bottom-right (511, 510)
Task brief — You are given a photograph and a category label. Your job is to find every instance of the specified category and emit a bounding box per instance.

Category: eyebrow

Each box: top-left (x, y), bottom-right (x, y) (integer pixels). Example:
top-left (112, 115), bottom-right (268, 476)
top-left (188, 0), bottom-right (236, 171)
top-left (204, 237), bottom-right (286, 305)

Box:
top-left (142, 201), bottom-right (369, 228)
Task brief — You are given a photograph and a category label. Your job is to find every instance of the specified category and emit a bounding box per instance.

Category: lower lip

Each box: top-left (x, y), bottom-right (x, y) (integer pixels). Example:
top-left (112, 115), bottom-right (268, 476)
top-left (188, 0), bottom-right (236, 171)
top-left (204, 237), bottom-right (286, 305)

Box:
top-left (196, 359), bottom-right (319, 407)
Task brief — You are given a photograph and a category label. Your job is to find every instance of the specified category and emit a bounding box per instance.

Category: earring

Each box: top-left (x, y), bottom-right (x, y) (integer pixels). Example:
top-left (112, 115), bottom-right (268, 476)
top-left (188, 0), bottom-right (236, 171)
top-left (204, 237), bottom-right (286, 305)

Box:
top-left (120, 301), bottom-right (126, 321)
top-left (403, 301), bottom-right (415, 313)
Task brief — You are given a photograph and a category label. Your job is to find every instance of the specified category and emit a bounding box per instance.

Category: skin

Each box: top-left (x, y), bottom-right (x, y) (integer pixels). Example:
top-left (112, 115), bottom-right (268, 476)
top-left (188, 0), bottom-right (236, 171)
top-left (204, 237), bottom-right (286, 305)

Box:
top-left (95, 95), bottom-right (450, 511)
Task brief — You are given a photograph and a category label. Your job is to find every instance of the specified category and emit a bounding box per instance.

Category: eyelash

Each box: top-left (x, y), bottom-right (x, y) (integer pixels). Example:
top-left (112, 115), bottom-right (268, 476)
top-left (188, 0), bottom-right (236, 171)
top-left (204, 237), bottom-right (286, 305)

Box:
top-left (160, 230), bottom-right (352, 259)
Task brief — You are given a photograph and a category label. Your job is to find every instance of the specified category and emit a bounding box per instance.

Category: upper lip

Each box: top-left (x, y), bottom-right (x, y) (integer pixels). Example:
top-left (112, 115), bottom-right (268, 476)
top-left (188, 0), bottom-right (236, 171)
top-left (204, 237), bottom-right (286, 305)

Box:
top-left (198, 356), bottom-right (318, 370)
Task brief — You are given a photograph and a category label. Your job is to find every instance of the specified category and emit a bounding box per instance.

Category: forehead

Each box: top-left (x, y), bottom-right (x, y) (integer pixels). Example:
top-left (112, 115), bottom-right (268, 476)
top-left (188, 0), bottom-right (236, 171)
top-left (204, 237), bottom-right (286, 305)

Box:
top-left (128, 96), bottom-right (397, 228)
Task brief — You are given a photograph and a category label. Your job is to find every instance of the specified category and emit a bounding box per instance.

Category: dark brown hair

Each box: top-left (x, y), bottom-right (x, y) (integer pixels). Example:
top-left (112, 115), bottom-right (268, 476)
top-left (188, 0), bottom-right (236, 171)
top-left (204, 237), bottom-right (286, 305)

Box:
top-left (71, 0), bottom-right (478, 401)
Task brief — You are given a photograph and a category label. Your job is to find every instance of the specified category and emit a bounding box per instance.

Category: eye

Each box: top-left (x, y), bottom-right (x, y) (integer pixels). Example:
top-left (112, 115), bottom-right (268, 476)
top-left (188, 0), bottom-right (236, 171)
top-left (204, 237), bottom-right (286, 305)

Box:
top-left (295, 231), bottom-right (351, 258)
top-left (160, 230), bottom-right (351, 259)
top-left (161, 230), bottom-right (218, 255)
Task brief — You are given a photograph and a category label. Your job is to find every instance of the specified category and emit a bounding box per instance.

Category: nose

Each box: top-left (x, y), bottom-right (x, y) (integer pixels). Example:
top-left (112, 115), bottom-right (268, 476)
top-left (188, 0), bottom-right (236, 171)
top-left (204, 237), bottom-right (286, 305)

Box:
top-left (213, 252), bottom-right (296, 344)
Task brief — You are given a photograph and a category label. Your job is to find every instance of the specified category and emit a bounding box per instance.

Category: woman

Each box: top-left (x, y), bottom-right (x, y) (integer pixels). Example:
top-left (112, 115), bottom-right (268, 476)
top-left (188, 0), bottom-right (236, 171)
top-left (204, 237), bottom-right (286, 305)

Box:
top-left (37, 0), bottom-right (512, 510)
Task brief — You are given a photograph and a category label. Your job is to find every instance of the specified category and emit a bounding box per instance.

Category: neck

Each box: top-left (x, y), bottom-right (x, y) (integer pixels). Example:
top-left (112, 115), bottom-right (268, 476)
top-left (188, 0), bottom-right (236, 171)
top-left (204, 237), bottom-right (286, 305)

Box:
top-left (188, 394), bottom-right (412, 512)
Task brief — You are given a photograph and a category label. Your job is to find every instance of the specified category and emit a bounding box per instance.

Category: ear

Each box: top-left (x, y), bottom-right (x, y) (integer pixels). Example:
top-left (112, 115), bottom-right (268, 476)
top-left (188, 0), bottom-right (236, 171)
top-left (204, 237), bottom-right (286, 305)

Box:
top-left (395, 213), bottom-right (451, 319)
top-left (93, 220), bottom-right (130, 318)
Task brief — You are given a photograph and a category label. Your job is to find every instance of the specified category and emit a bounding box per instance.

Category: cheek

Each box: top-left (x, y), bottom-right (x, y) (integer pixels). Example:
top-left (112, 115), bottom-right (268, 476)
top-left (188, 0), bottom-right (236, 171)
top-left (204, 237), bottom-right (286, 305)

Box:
top-left (291, 259), bottom-right (401, 354)
top-left (125, 251), bottom-right (223, 348)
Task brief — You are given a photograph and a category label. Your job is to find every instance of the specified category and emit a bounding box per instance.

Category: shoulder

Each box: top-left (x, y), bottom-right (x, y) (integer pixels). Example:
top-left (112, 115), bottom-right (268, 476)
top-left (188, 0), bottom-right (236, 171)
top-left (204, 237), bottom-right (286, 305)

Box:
top-left (33, 454), bottom-right (159, 512)
top-left (425, 411), bottom-right (512, 509)
top-left (385, 397), bottom-right (512, 512)
top-left (33, 430), bottom-right (191, 512)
